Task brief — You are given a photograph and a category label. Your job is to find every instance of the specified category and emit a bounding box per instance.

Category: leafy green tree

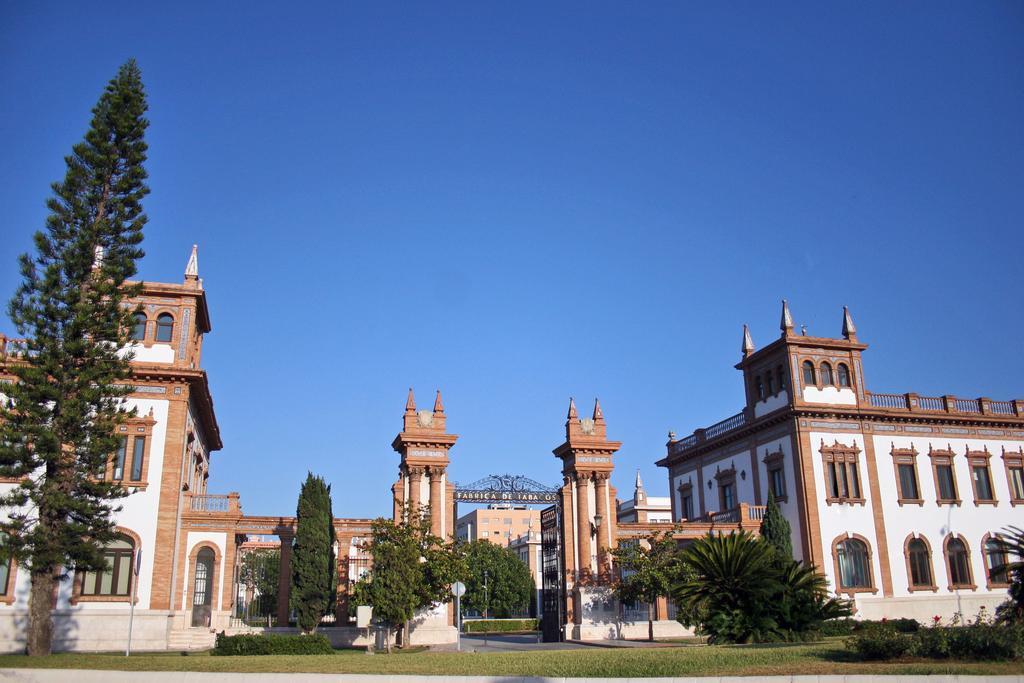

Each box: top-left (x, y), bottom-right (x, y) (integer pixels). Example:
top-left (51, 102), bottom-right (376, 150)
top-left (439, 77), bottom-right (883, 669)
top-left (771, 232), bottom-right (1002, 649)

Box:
top-left (290, 473), bottom-right (336, 633)
top-left (759, 490), bottom-right (793, 562)
top-left (238, 549), bottom-right (280, 621)
top-left (356, 506), bottom-right (466, 652)
top-left (463, 539), bottom-right (534, 618)
top-left (612, 532), bottom-right (681, 641)
top-left (0, 60), bottom-right (149, 656)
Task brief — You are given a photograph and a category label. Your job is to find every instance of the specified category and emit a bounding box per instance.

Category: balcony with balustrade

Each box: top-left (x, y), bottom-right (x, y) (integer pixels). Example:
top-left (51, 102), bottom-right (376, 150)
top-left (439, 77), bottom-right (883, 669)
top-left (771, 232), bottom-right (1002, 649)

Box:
top-left (864, 391), bottom-right (1023, 418)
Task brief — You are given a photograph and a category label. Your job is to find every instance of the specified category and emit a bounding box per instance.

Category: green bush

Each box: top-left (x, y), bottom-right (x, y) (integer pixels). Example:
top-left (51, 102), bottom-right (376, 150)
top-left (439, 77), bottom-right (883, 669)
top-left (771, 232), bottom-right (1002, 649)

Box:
top-left (858, 617), bottom-right (919, 633)
top-left (463, 618), bottom-right (538, 633)
top-left (212, 632), bottom-right (335, 656)
top-left (846, 623), bottom-right (912, 660)
top-left (913, 622), bottom-right (1024, 661)
top-left (818, 618), bottom-right (856, 637)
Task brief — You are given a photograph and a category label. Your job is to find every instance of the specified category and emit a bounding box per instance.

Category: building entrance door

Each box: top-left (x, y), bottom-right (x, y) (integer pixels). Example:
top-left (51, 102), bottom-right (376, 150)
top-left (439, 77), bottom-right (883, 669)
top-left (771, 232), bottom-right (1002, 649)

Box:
top-left (540, 503), bottom-right (564, 642)
top-left (191, 547), bottom-right (214, 627)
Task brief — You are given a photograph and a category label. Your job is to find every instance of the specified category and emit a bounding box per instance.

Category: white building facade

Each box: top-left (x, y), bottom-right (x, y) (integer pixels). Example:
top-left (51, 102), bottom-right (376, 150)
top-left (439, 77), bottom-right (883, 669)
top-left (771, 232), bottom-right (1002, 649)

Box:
top-left (658, 302), bottom-right (1024, 621)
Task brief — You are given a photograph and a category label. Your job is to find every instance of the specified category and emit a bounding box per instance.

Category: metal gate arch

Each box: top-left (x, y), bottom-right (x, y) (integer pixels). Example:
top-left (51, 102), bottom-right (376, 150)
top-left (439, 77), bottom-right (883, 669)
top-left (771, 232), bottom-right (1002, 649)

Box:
top-left (452, 474), bottom-right (565, 642)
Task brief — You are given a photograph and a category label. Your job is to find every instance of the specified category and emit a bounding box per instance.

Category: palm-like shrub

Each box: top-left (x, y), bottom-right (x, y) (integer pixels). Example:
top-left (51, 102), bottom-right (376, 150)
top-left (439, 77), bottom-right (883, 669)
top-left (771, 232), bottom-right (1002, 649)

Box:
top-left (995, 526), bottom-right (1024, 624)
top-left (673, 531), bottom-right (782, 643)
top-left (672, 531), bottom-right (850, 643)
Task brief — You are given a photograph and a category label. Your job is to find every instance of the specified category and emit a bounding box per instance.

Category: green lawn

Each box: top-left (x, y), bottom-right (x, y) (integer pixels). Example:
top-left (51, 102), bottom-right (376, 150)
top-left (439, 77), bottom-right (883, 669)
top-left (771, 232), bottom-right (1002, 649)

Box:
top-left (0, 641), bottom-right (1021, 677)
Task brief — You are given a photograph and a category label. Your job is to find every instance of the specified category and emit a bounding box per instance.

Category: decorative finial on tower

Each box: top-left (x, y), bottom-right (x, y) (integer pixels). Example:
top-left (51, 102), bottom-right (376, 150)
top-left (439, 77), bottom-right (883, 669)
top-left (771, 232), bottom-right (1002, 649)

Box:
top-left (567, 397), bottom-right (578, 420)
top-left (780, 299), bottom-right (794, 335)
top-left (433, 389), bottom-right (444, 413)
top-left (635, 468), bottom-right (644, 490)
top-left (184, 244), bottom-right (199, 280)
top-left (801, 324), bottom-right (807, 336)
top-left (842, 305), bottom-right (857, 341)
top-left (741, 324), bottom-right (755, 357)
top-left (593, 398), bottom-right (604, 421)
top-left (405, 387), bottom-right (416, 413)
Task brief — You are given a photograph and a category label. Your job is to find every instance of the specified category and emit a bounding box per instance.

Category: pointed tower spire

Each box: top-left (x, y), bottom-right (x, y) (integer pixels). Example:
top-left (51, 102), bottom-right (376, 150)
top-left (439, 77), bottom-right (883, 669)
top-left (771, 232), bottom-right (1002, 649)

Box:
top-left (842, 306), bottom-right (858, 341)
top-left (635, 468), bottom-right (644, 491)
top-left (184, 244), bottom-right (199, 280)
top-left (593, 398), bottom-right (604, 421)
top-left (741, 324), bottom-right (755, 357)
top-left (567, 397), bottom-right (578, 420)
top-left (433, 389), bottom-right (444, 413)
top-left (780, 299), bottom-right (794, 336)
top-left (405, 387), bottom-right (416, 413)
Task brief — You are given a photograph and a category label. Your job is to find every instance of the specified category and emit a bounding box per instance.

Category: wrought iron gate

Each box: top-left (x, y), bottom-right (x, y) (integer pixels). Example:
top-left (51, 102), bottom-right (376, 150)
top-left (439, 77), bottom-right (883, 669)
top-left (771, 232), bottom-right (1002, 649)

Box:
top-left (540, 503), bottom-right (564, 642)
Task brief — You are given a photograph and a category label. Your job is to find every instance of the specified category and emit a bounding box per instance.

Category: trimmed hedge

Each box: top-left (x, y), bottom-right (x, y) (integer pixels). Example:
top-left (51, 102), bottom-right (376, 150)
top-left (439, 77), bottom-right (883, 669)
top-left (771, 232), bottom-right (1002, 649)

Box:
top-left (820, 617), bottom-right (920, 637)
top-left (463, 619), bottom-right (539, 634)
top-left (213, 632), bottom-right (335, 656)
top-left (846, 622), bottom-right (1024, 662)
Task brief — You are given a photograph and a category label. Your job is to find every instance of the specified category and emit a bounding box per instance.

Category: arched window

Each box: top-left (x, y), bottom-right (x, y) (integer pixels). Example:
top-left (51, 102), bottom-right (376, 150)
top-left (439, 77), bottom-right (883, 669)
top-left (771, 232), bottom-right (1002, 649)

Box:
top-left (81, 536), bottom-right (134, 597)
top-left (836, 538), bottom-right (871, 589)
top-left (155, 313), bottom-right (174, 342)
top-left (907, 537), bottom-right (933, 588)
top-left (837, 363), bottom-right (851, 387)
top-left (131, 313), bottom-right (147, 341)
top-left (755, 375), bottom-right (765, 400)
top-left (985, 536), bottom-right (1010, 585)
top-left (946, 537), bottom-right (973, 588)
top-left (802, 361), bottom-right (816, 387)
top-left (192, 547), bottom-right (215, 627)
top-left (820, 362), bottom-right (835, 386)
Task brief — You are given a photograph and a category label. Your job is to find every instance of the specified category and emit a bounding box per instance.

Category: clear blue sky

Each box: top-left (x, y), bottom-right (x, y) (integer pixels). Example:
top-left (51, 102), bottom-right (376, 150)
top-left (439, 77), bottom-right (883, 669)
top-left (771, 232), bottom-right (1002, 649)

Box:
top-left (1, 2), bottom-right (1022, 519)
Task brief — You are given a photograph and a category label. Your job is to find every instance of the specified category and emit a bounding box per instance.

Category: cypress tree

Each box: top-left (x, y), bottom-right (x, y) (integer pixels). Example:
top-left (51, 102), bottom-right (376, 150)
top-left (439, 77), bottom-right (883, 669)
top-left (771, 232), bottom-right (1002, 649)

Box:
top-left (290, 473), bottom-right (336, 633)
top-left (759, 490), bottom-right (793, 561)
top-left (0, 60), bottom-right (149, 655)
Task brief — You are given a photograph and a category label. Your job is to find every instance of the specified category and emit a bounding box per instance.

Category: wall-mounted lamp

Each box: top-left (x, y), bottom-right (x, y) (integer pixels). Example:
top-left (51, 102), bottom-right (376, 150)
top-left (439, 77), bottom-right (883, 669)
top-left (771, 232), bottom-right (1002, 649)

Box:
top-left (591, 514), bottom-right (603, 536)
top-left (740, 470), bottom-right (747, 481)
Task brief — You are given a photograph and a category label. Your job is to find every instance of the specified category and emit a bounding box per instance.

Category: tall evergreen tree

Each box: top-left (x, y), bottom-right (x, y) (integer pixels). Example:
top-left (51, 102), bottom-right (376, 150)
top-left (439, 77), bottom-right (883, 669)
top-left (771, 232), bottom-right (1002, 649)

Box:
top-left (0, 60), bottom-right (149, 655)
top-left (759, 490), bottom-right (793, 562)
top-left (290, 473), bottom-right (336, 633)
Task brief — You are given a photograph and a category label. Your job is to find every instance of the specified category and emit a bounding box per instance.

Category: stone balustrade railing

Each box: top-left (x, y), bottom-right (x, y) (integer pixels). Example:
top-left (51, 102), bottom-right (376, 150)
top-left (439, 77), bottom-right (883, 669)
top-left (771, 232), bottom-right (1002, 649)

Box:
top-left (188, 492), bottom-right (241, 513)
top-left (865, 391), bottom-right (1024, 417)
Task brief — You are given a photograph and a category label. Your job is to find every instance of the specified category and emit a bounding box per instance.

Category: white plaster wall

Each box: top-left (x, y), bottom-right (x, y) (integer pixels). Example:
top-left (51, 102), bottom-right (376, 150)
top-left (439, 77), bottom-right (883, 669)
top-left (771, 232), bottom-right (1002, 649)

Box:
top-left (180, 532), bottom-right (227, 611)
top-left (754, 390), bottom-right (789, 418)
top-left (754, 435), bottom-right (804, 562)
top-left (700, 450), bottom-right (755, 513)
top-left (809, 431), bottom-right (883, 596)
top-left (802, 386), bottom-right (857, 406)
top-left (872, 434), bottom-right (1023, 601)
top-left (120, 343), bottom-right (174, 364)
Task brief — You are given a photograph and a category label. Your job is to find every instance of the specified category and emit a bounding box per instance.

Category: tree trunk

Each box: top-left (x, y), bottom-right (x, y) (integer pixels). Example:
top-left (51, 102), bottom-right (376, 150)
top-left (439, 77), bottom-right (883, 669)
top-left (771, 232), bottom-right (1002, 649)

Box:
top-left (27, 568), bottom-right (57, 655)
top-left (647, 602), bottom-right (654, 642)
top-left (386, 626), bottom-right (392, 654)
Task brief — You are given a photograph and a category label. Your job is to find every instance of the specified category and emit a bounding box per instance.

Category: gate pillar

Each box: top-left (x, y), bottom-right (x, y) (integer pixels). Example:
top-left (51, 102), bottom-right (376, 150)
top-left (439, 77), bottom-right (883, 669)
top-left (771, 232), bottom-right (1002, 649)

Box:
top-left (552, 398), bottom-right (622, 639)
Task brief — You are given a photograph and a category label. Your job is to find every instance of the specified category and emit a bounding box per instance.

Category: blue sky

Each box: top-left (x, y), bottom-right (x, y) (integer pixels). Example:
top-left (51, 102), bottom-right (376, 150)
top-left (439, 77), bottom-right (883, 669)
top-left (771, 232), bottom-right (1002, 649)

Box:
top-left (1, 2), bottom-right (1022, 518)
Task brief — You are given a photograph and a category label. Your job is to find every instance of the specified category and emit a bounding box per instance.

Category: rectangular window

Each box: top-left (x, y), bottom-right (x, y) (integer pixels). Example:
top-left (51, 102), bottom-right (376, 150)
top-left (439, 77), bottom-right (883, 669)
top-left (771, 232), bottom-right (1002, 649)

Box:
top-left (1010, 466), bottom-right (1024, 500)
top-left (770, 468), bottom-right (786, 498)
top-left (681, 494), bottom-right (694, 520)
top-left (972, 465), bottom-right (994, 502)
top-left (898, 464), bottom-right (919, 500)
top-left (936, 464), bottom-right (957, 502)
top-left (112, 437), bottom-right (127, 481)
top-left (130, 436), bottom-right (145, 481)
top-left (721, 483), bottom-right (735, 510)
top-left (821, 443), bottom-right (864, 504)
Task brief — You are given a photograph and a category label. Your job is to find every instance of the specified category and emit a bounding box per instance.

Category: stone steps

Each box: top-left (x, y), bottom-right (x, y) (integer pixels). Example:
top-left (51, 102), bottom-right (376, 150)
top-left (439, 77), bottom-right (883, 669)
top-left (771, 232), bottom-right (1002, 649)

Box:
top-left (167, 628), bottom-right (216, 651)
